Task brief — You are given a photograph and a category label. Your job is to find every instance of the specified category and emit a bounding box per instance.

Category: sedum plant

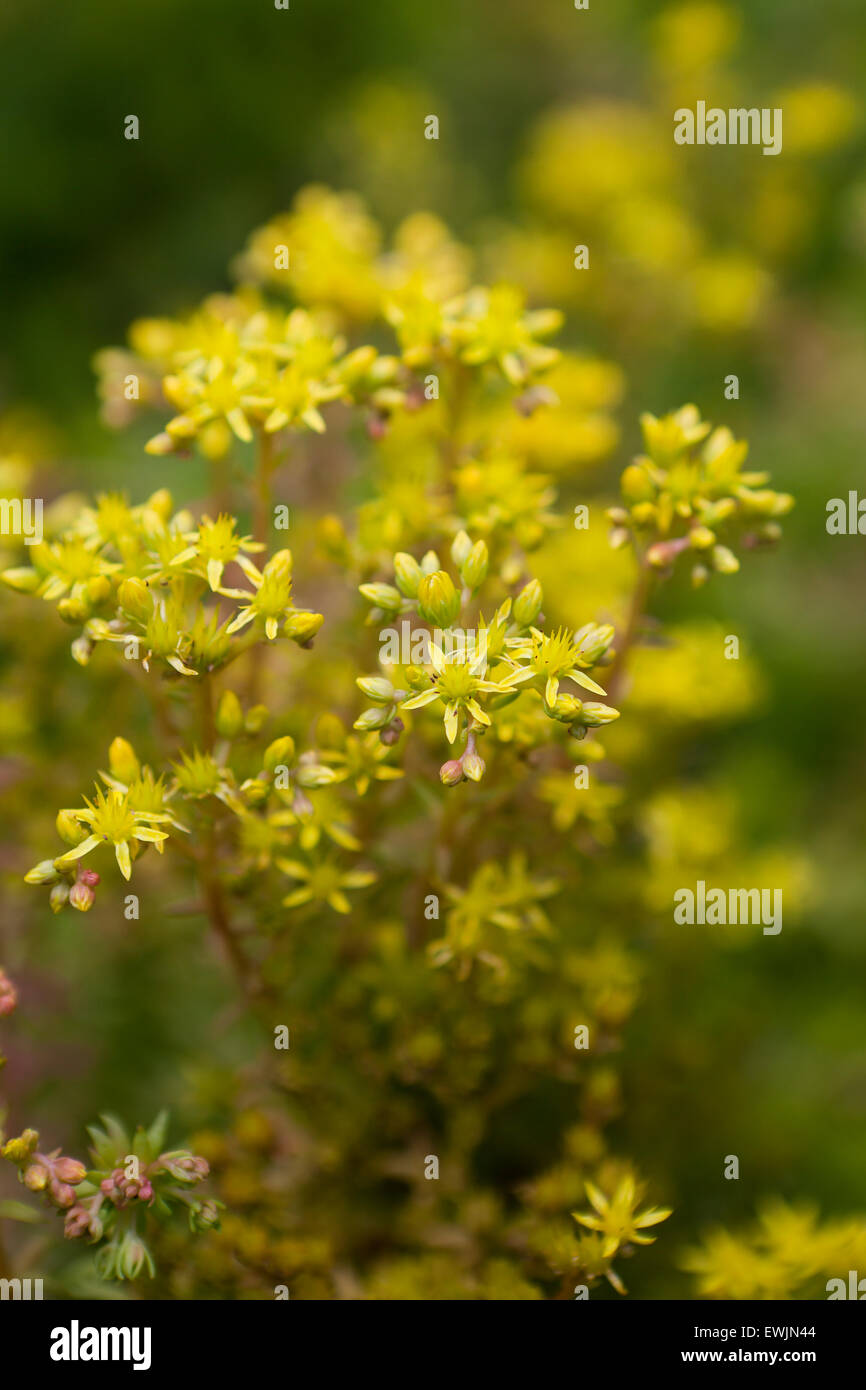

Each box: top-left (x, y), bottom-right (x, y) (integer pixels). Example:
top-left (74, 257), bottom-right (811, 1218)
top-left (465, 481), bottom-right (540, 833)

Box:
top-left (0, 186), bottom-right (821, 1300)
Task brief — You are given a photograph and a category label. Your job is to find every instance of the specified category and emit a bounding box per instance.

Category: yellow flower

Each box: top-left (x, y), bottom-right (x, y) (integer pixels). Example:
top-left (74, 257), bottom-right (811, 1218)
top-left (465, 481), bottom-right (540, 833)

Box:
top-left (170, 514), bottom-right (264, 592)
top-left (400, 641), bottom-right (519, 744)
top-left (573, 1174), bottom-right (671, 1260)
top-left (504, 625), bottom-right (612, 708)
top-left (53, 787), bottom-right (172, 881)
top-left (225, 549), bottom-right (297, 642)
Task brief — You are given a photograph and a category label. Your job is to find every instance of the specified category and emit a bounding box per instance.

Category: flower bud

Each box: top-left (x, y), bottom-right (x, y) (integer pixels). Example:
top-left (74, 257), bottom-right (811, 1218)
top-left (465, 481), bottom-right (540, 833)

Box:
top-left (575, 623), bottom-right (615, 665)
top-left (215, 690), bottom-right (244, 739)
top-left (513, 578), bottom-right (543, 627)
top-left (647, 540), bottom-right (684, 569)
top-left (108, 737), bottom-right (140, 784)
top-left (240, 778), bottom-right (269, 806)
top-left (1, 567), bottom-right (41, 594)
top-left (49, 882), bottom-right (71, 913)
top-left (118, 576), bottom-right (152, 623)
top-left (56, 810), bottom-right (87, 846)
top-left (25, 858), bottom-right (61, 885)
top-left (146, 488), bottom-right (173, 519)
top-left (264, 736), bottom-right (295, 773)
top-left (353, 707), bottom-right (391, 731)
top-left (284, 610), bottom-right (324, 644)
top-left (0, 969), bottom-right (17, 1017)
top-left (712, 545), bottom-right (740, 574)
top-left (547, 694), bottom-right (583, 722)
top-left (417, 571), bottom-right (460, 627)
top-left (580, 702), bottom-right (621, 727)
top-left (53, 1157), bottom-right (87, 1184)
top-left (293, 763), bottom-right (339, 788)
top-left (359, 582), bottom-right (402, 613)
top-left (393, 552), bottom-right (422, 598)
top-left (380, 717), bottom-right (405, 750)
top-left (192, 1198), bottom-right (222, 1231)
top-left (58, 595), bottom-right (89, 624)
top-left (688, 525), bottom-right (716, 550)
top-left (631, 502), bottom-right (658, 527)
top-left (245, 704), bottom-right (268, 734)
top-left (439, 759), bottom-right (464, 786)
top-left (86, 575), bottom-right (113, 606)
top-left (356, 675), bottom-right (394, 704)
top-left (71, 635), bottom-right (94, 666)
top-left (460, 540), bottom-right (489, 592)
top-left (450, 530), bottom-right (473, 568)
top-left (120, 1234), bottom-right (154, 1279)
top-left (1, 1130), bottom-right (39, 1163)
top-left (620, 463), bottom-right (655, 504)
top-left (23, 1163), bottom-right (49, 1191)
top-left (64, 1205), bottom-right (91, 1239)
top-left (462, 751), bottom-right (486, 782)
top-left (69, 880), bottom-right (96, 912)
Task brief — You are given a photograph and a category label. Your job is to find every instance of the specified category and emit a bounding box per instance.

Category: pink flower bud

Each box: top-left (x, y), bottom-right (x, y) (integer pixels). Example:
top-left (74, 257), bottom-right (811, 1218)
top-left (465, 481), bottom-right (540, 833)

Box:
top-left (439, 759), bottom-right (464, 787)
top-left (23, 1162), bottom-right (49, 1191)
top-left (0, 969), bottom-right (17, 1017)
top-left (49, 1179), bottom-right (77, 1208)
top-left (54, 1157), bottom-right (87, 1185)
top-left (64, 1205), bottom-right (91, 1239)
top-left (69, 880), bottom-right (95, 912)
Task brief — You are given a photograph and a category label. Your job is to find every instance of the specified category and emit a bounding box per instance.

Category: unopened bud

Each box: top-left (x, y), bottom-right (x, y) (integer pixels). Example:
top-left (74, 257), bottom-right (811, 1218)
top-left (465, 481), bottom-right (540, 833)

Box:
top-left (462, 751), bottom-right (486, 782)
top-left (460, 540), bottom-right (489, 592)
top-left (620, 463), bottom-right (655, 504)
top-left (108, 737), bottom-right (140, 784)
top-left (359, 582), bottom-right (402, 613)
top-left (284, 610), bottom-right (324, 644)
top-left (69, 880), bottom-right (95, 912)
top-left (24, 1163), bottom-right (50, 1191)
top-left (264, 736), bottom-right (295, 773)
top-left (356, 675), bottom-right (394, 704)
top-left (54, 1157), bottom-right (87, 1184)
top-left (49, 882), bottom-right (71, 913)
top-left (417, 572), bottom-right (460, 627)
top-left (712, 545), bottom-right (740, 574)
top-left (393, 552), bottom-right (422, 599)
top-left (118, 576), bottom-right (152, 622)
top-left (513, 579), bottom-right (543, 627)
top-left (580, 702), bottom-right (621, 727)
top-left (25, 858), bottom-right (61, 886)
top-left (215, 690), bottom-right (244, 739)
top-left (353, 707), bottom-right (391, 731)
top-left (439, 759), bottom-right (464, 787)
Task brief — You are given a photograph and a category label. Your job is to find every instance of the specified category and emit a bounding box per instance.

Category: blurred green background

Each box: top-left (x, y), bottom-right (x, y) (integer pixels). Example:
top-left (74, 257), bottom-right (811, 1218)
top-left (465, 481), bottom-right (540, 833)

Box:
top-left (2, 0), bottom-right (866, 1296)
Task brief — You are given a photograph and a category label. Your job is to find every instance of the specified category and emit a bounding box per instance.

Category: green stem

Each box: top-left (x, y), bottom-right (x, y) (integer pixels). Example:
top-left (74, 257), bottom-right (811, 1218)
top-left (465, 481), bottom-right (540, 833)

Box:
top-left (252, 429), bottom-right (275, 547)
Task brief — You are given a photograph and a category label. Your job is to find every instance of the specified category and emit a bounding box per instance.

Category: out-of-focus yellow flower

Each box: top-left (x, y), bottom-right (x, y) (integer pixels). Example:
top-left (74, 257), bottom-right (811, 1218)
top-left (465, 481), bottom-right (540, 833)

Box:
top-left (236, 185), bottom-right (382, 319)
top-left (687, 253), bottom-right (772, 332)
top-left (277, 855), bottom-right (376, 915)
top-left (651, 3), bottom-right (742, 76)
top-left (775, 82), bottom-right (859, 156)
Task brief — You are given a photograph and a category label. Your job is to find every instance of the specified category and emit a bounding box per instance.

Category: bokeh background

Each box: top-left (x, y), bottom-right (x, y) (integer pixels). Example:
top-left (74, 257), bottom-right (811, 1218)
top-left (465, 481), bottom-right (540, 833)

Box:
top-left (2, 0), bottom-right (865, 1296)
